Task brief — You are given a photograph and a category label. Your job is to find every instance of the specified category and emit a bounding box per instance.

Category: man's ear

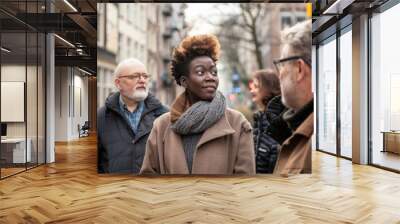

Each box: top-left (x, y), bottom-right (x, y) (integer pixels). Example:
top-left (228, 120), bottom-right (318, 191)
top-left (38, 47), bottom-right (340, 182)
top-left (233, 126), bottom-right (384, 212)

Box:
top-left (296, 60), bottom-right (306, 82)
top-left (180, 76), bottom-right (187, 88)
top-left (114, 77), bottom-right (121, 89)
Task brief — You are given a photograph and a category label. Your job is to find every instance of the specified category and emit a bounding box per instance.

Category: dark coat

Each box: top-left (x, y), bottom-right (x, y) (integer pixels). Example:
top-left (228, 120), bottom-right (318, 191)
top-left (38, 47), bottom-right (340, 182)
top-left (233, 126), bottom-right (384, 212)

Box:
top-left (97, 92), bottom-right (168, 173)
top-left (253, 96), bottom-right (292, 173)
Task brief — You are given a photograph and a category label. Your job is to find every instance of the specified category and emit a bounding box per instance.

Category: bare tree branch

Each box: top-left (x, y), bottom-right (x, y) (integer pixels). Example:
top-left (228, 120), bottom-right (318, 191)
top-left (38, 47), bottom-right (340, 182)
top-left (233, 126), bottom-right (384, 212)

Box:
top-left (217, 33), bottom-right (254, 44)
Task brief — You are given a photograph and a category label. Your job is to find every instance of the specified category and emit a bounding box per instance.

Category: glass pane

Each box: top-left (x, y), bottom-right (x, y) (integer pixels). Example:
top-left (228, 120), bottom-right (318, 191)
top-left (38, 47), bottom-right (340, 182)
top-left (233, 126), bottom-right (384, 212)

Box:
top-left (317, 37), bottom-right (337, 154)
top-left (312, 45), bottom-right (317, 151)
top-left (339, 29), bottom-right (352, 158)
top-left (27, 31), bottom-right (38, 169)
top-left (371, 4), bottom-right (400, 171)
top-left (1, 30), bottom-right (27, 177)
top-left (38, 33), bottom-right (45, 165)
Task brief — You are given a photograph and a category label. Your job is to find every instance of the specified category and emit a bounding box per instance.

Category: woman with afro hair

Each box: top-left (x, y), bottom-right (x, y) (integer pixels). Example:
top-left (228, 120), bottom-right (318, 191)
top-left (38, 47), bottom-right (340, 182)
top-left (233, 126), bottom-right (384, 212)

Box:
top-left (140, 34), bottom-right (255, 175)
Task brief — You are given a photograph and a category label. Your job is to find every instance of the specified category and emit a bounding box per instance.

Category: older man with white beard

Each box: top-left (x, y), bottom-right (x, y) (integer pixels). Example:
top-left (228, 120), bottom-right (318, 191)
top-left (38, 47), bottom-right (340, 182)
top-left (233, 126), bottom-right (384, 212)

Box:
top-left (97, 58), bottom-right (168, 173)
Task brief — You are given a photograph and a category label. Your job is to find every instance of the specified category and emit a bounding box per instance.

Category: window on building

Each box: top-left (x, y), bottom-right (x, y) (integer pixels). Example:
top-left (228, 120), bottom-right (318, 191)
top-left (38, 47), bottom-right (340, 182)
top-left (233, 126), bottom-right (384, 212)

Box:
top-left (281, 16), bottom-right (292, 29)
top-left (134, 42), bottom-right (138, 58)
top-left (141, 45), bottom-right (145, 61)
top-left (127, 37), bottom-right (132, 57)
top-left (119, 3), bottom-right (125, 19)
top-left (128, 4), bottom-right (134, 23)
top-left (280, 11), bottom-right (306, 30)
top-left (296, 16), bottom-right (306, 23)
top-left (97, 4), bottom-right (104, 47)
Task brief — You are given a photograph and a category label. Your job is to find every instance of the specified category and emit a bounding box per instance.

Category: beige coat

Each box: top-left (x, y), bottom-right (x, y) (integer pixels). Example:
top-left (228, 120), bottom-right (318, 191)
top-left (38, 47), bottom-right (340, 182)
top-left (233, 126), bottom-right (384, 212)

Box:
top-left (140, 108), bottom-right (255, 175)
top-left (274, 112), bottom-right (313, 176)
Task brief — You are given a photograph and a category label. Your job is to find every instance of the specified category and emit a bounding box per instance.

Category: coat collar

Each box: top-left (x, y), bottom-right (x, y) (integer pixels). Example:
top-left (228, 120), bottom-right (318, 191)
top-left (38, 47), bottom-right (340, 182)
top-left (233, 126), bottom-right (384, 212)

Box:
top-left (162, 111), bottom-right (235, 173)
top-left (196, 112), bottom-right (236, 148)
top-left (105, 91), bottom-right (166, 139)
top-left (135, 94), bottom-right (166, 140)
top-left (170, 91), bottom-right (190, 123)
top-left (283, 98), bottom-right (314, 131)
top-left (292, 112), bottom-right (313, 138)
top-left (163, 111), bottom-right (236, 150)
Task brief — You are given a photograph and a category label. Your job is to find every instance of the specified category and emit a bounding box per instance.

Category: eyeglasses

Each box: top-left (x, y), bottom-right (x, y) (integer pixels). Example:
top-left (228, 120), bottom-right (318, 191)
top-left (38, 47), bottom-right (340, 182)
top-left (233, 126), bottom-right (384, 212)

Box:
top-left (273, 56), bottom-right (311, 73)
top-left (119, 73), bottom-right (150, 81)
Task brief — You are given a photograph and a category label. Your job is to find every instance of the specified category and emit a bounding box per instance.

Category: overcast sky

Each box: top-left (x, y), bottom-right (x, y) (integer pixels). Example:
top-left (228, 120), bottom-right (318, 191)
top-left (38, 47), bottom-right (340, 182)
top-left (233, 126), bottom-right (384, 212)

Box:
top-left (185, 3), bottom-right (240, 36)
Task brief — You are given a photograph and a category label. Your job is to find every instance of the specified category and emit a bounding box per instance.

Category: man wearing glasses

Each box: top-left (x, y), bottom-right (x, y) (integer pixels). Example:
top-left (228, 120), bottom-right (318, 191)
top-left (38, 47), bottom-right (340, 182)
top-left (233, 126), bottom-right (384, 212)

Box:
top-left (273, 20), bottom-right (313, 176)
top-left (97, 58), bottom-right (168, 173)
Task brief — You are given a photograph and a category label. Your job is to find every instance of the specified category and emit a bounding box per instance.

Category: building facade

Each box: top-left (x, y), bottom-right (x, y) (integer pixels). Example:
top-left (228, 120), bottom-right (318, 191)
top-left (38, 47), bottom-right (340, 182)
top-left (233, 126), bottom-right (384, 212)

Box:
top-left (97, 3), bottom-right (187, 107)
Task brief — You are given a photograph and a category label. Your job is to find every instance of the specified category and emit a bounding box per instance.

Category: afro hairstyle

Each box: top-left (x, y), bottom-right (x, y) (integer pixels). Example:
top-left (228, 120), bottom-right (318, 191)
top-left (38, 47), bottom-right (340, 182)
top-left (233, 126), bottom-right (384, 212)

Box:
top-left (170, 34), bottom-right (221, 85)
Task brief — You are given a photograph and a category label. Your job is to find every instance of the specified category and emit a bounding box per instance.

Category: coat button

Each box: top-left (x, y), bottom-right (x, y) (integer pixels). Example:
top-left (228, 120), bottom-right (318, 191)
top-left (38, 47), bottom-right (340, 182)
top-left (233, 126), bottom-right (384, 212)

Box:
top-left (131, 140), bottom-right (135, 144)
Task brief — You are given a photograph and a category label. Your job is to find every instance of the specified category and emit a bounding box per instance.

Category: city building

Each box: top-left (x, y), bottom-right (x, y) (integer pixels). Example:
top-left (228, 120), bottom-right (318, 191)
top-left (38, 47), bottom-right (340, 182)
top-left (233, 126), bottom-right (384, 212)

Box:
top-left (155, 3), bottom-right (188, 104)
top-left (97, 3), bottom-right (187, 107)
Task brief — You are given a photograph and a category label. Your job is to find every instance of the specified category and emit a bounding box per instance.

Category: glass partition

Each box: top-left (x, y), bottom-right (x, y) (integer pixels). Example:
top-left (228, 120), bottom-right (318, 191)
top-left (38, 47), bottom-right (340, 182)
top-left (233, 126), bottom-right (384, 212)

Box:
top-left (339, 27), bottom-right (352, 158)
top-left (1, 31), bottom-right (28, 177)
top-left (317, 35), bottom-right (337, 155)
top-left (0, 1), bottom-right (46, 179)
top-left (371, 3), bottom-right (400, 171)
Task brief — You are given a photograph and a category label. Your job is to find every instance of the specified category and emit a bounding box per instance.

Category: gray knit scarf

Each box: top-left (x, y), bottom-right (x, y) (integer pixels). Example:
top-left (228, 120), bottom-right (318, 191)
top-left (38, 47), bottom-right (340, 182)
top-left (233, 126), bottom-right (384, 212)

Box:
top-left (171, 91), bottom-right (226, 135)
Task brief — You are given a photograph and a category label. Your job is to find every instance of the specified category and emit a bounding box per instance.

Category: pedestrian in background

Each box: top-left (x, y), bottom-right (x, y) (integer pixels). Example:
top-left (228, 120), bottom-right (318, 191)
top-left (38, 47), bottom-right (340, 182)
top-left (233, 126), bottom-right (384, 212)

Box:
top-left (250, 69), bottom-right (292, 173)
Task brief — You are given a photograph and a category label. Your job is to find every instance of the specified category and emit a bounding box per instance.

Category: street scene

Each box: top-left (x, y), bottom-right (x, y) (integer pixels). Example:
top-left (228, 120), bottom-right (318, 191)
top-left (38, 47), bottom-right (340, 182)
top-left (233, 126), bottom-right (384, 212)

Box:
top-left (97, 3), bottom-right (308, 122)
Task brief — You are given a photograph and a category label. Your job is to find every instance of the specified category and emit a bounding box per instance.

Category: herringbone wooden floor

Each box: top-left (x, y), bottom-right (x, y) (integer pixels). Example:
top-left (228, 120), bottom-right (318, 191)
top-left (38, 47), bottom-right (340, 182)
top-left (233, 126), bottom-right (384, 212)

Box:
top-left (1, 135), bottom-right (400, 223)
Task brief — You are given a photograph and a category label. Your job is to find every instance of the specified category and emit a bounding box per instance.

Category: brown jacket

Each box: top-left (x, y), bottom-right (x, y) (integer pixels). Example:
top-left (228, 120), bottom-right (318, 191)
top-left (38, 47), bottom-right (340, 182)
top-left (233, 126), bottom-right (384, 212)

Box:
top-left (140, 108), bottom-right (256, 175)
top-left (273, 112), bottom-right (313, 176)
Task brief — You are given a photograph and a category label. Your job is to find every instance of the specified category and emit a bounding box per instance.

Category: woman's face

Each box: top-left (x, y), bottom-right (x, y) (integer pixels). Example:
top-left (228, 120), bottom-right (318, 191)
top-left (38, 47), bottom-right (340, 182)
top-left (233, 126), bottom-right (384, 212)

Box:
top-left (182, 56), bottom-right (219, 101)
top-left (250, 78), bottom-right (268, 107)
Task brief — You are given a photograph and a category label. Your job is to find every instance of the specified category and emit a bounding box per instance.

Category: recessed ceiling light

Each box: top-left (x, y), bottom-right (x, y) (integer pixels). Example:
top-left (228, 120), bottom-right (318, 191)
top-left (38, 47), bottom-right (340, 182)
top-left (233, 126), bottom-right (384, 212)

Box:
top-left (1, 47), bottom-right (11, 53)
top-left (54, 34), bottom-right (75, 48)
top-left (323, 0), bottom-right (355, 15)
top-left (63, 0), bottom-right (78, 12)
top-left (78, 67), bottom-right (92, 76)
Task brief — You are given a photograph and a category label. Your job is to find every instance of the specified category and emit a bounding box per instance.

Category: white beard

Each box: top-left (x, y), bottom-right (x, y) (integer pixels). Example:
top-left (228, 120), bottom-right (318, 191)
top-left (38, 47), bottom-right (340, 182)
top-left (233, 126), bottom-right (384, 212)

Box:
top-left (125, 89), bottom-right (148, 101)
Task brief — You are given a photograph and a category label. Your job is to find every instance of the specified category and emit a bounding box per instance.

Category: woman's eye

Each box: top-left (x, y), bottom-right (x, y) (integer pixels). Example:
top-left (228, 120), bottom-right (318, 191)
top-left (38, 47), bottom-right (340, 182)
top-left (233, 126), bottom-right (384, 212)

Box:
top-left (211, 70), bottom-right (217, 76)
top-left (196, 71), bottom-right (204, 75)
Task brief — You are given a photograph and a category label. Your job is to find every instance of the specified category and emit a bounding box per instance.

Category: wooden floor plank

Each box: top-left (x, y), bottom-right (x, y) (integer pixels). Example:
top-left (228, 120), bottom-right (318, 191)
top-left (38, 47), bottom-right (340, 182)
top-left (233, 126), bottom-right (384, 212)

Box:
top-left (0, 135), bottom-right (400, 223)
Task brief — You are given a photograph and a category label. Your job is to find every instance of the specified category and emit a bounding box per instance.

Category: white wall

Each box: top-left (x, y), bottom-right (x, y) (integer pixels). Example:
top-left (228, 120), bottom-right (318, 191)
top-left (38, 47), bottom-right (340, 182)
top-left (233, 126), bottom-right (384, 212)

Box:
top-left (54, 67), bottom-right (89, 141)
top-left (55, 67), bottom-right (68, 141)
top-left (1, 65), bottom-right (34, 138)
top-left (1, 64), bottom-right (46, 164)
top-left (46, 33), bottom-right (55, 163)
top-left (71, 73), bottom-right (89, 138)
